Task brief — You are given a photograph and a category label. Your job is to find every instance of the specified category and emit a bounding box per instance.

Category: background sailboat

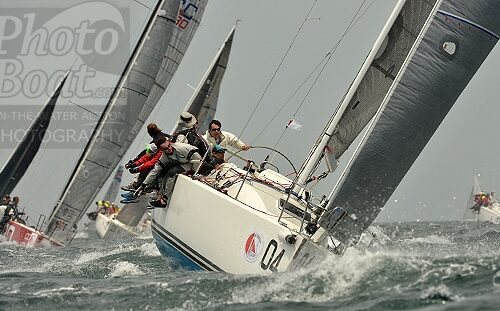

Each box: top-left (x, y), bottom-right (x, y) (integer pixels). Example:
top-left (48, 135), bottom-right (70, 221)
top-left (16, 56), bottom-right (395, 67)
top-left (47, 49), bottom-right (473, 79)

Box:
top-left (95, 25), bottom-right (237, 239)
top-left (43, 0), bottom-right (208, 245)
top-left (2, 73), bottom-right (69, 247)
top-left (0, 73), bottom-right (69, 199)
top-left (102, 165), bottom-right (123, 204)
top-left (464, 175), bottom-right (500, 224)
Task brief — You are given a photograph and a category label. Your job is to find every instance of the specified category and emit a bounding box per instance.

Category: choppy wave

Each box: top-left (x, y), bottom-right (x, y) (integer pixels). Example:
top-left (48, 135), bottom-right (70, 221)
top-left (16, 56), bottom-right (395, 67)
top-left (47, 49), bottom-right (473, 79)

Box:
top-left (1, 221), bottom-right (500, 310)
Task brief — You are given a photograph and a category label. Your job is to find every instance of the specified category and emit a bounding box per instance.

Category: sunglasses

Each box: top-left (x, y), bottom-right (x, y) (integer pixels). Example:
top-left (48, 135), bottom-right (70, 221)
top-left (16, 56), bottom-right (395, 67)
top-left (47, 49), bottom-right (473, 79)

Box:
top-left (210, 127), bottom-right (221, 132)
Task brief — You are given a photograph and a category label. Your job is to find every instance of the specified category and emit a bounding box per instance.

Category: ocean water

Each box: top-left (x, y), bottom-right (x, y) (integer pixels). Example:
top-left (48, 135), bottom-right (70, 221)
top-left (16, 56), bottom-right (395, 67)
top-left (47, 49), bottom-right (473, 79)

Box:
top-left (1, 221), bottom-right (500, 311)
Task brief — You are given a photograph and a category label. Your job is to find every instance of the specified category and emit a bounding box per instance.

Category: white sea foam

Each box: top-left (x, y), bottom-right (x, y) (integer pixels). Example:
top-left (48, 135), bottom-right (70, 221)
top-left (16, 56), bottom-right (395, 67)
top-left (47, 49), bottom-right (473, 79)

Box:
top-left (140, 242), bottom-right (161, 256)
top-left (33, 286), bottom-right (80, 297)
top-left (108, 261), bottom-right (144, 277)
top-left (73, 231), bottom-right (89, 239)
top-left (401, 235), bottom-right (454, 245)
top-left (75, 244), bottom-right (140, 265)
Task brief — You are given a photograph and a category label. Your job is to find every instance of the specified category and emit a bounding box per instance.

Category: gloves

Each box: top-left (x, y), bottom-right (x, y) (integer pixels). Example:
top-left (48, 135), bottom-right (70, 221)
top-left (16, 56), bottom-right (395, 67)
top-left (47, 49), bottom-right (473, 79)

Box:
top-left (129, 166), bottom-right (140, 174)
top-left (125, 160), bottom-right (134, 169)
top-left (134, 185), bottom-right (144, 197)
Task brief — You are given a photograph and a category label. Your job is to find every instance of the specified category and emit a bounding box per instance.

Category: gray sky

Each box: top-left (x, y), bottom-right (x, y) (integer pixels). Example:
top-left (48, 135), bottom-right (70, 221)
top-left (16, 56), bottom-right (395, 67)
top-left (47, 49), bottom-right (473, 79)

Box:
top-left (1, 0), bottom-right (499, 224)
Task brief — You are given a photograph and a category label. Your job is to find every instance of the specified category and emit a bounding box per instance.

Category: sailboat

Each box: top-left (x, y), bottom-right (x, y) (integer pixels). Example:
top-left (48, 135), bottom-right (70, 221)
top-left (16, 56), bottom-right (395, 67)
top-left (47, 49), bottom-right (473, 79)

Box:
top-left (150, 0), bottom-right (500, 273)
top-left (465, 175), bottom-right (500, 224)
top-left (2, 73), bottom-right (69, 247)
top-left (94, 25), bottom-right (237, 239)
top-left (42, 0), bottom-right (208, 245)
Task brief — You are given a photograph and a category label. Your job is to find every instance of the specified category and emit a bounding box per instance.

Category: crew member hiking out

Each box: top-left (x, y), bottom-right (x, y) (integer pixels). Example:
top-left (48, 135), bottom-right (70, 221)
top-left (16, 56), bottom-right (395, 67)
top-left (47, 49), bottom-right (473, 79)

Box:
top-left (171, 111), bottom-right (209, 158)
top-left (134, 140), bottom-right (202, 208)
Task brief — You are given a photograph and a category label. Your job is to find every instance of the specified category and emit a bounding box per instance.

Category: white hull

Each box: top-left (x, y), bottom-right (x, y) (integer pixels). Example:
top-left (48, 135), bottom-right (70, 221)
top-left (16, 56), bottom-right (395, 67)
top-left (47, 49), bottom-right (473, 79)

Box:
top-left (476, 203), bottom-right (500, 224)
top-left (152, 165), bottom-right (333, 274)
top-left (95, 213), bottom-right (150, 238)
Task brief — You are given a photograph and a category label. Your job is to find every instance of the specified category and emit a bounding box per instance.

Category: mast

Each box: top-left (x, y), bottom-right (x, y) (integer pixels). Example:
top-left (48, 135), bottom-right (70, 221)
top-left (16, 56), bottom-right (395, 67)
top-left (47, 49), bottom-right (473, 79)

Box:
top-left (321, 0), bottom-right (500, 245)
top-left (44, 0), bottom-right (168, 239)
top-left (294, 0), bottom-right (408, 189)
top-left (44, 0), bottom-right (208, 244)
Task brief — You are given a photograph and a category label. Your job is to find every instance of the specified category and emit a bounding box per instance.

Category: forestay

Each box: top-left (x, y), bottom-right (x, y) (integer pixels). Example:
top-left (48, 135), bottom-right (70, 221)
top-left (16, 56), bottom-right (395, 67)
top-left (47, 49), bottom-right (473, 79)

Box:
top-left (44, 0), bottom-right (207, 244)
top-left (296, 0), bottom-right (436, 187)
top-left (321, 0), bottom-right (500, 245)
top-left (0, 73), bottom-right (68, 198)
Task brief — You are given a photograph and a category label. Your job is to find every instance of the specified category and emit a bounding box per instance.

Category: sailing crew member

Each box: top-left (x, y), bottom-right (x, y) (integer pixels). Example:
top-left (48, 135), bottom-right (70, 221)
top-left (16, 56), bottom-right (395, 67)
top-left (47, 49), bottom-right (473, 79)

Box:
top-left (135, 140), bottom-right (202, 208)
top-left (203, 120), bottom-right (250, 152)
top-left (198, 144), bottom-right (227, 176)
top-left (171, 112), bottom-right (209, 157)
top-left (0, 195), bottom-right (10, 220)
top-left (0, 196), bottom-right (20, 233)
top-left (122, 137), bottom-right (167, 193)
top-left (122, 123), bottom-right (169, 191)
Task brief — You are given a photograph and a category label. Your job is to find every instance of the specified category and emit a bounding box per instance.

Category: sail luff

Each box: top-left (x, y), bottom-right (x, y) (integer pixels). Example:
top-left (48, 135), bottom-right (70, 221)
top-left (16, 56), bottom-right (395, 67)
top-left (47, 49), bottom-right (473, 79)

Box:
top-left (327, 0), bottom-right (444, 201)
top-left (294, 0), bottom-right (409, 189)
top-left (0, 71), bottom-right (69, 198)
top-left (44, 0), bottom-right (173, 241)
top-left (321, 0), bottom-right (500, 246)
top-left (172, 25), bottom-right (236, 134)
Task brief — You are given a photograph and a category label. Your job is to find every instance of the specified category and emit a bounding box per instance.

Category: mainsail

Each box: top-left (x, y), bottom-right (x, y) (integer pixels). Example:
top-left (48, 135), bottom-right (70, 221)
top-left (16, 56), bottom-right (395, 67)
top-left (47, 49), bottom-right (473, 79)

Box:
top-left (116, 25), bottom-right (236, 228)
top-left (320, 0), bottom-right (500, 245)
top-left (102, 165), bottom-right (123, 204)
top-left (44, 0), bottom-right (207, 244)
top-left (0, 72), bottom-right (68, 198)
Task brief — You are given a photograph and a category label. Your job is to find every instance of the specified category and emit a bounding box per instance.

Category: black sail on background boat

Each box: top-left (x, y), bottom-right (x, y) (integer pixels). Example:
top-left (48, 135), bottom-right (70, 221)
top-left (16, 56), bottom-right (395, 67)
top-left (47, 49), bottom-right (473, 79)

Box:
top-left (0, 72), bottom-right (69, 199)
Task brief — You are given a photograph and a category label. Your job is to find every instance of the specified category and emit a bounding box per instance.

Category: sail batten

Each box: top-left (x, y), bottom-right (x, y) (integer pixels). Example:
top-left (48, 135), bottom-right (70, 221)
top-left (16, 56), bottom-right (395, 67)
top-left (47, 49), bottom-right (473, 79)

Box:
top-left (44, 0), bottom-right (208, 244)
top-left (321, 0), bottom-right (500, 245)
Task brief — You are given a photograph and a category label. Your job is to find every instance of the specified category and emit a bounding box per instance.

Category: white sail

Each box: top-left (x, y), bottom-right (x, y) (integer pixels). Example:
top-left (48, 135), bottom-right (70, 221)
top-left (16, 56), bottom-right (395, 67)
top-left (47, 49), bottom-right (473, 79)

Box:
top-left (320, 0), bottom-right (500, 246)
top-left (102, 165), bottom-right (123, 204)
top-left (114, 25), bottom-right (236, 231)
top-left (44, 0), bottom-right (207, 245)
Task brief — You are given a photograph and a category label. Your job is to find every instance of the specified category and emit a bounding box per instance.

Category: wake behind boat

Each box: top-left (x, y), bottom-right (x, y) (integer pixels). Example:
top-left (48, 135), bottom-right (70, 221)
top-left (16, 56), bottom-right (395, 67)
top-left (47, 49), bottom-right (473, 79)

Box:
top-left (151, 0), bottom-right (500, 273)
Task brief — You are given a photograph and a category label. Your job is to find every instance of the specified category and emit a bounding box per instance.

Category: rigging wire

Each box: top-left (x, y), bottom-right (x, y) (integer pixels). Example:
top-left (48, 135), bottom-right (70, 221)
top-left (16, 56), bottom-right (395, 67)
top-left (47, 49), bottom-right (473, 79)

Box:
top-left (257, 0), bottom-right (374, 152)
top-left (237, 0), bottom-right (319, 139)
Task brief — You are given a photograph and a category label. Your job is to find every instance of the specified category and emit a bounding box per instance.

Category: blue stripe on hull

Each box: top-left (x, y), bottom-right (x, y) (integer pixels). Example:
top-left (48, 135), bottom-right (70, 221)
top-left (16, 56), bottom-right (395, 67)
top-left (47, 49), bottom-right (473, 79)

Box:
top-left (152, 230), bottom-right (203, 271)
top-left (151, 219), bottom-right (224, 272)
